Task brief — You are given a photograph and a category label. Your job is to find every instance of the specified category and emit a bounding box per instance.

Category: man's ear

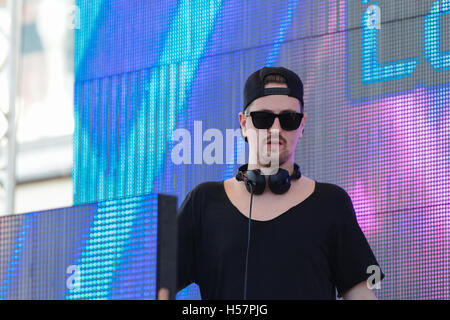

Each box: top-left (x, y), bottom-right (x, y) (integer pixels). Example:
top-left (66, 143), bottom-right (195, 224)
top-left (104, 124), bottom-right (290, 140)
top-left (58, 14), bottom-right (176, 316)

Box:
top-left (301, 112), bottom-right (307, 133)
top-left (239, 111), bottom-right (247, 140)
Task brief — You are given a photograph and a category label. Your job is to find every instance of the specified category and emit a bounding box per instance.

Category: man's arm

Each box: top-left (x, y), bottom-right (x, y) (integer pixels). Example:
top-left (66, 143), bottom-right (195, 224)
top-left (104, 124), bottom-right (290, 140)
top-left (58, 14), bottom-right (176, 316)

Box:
top-left (342, 280), bottom-right (377, 300)
top-left (177, 189), bottom-right (198, 292)
top-left (332, 187), bottom-right (384, 300)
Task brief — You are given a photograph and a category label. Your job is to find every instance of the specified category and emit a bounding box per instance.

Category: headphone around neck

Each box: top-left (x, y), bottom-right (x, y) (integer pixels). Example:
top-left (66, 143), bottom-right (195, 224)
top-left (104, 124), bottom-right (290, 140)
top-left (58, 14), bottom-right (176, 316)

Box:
top-left (235, 163), bottom-right (302, 195)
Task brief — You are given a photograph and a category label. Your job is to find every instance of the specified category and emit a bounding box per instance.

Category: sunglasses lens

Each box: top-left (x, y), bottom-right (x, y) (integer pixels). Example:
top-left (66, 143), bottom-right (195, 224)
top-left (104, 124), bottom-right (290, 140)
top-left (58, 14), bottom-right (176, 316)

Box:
top-left (279, 112), bottom-right (303, 130)
top-left (250, 112), bottom-right (275, 129)
top-left (249, 111), bottom-right (303, 130)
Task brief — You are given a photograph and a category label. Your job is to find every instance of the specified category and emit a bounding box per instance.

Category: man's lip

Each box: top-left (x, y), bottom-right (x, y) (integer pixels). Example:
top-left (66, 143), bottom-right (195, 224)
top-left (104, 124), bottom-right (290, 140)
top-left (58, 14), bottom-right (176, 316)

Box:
top-left (267, 141), bottom-right (283, 145)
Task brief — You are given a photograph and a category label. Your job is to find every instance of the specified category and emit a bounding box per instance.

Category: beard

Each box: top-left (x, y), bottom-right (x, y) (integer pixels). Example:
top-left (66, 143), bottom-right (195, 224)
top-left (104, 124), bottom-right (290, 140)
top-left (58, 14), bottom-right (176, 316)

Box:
top-left (258, 144), bottom-right (290, 169)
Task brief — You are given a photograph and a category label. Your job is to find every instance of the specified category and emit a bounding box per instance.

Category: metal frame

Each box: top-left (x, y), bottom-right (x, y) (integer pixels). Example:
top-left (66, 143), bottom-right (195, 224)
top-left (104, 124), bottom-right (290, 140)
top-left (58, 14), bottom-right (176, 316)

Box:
top-left (0, 0), bottom-right (22, 215)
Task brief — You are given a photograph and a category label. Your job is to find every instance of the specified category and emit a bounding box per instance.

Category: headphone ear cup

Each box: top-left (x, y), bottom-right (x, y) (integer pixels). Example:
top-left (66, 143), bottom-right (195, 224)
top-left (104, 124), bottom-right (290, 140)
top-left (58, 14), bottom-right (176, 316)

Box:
top-left (268, 168), bottom-right (291, 194)
top-left (245, 169), bottom-right (266, 195)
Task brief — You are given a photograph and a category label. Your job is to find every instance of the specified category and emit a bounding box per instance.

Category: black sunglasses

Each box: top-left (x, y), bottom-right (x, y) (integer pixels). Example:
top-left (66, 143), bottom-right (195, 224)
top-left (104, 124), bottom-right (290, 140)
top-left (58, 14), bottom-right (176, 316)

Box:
top-left (247, 111), bottom-right (303, 130)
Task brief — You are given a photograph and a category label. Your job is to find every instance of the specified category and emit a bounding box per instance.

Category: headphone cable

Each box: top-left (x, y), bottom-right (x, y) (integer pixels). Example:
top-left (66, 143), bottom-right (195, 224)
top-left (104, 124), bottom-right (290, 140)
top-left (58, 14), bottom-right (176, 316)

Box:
top-left (243, 182), bottom-right (254, 300)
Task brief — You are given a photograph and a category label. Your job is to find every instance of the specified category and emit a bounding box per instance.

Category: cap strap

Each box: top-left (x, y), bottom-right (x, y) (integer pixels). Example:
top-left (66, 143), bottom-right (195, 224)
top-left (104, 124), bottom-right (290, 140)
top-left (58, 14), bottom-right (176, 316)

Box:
top-left (263, 87), bottom-right (291, 96)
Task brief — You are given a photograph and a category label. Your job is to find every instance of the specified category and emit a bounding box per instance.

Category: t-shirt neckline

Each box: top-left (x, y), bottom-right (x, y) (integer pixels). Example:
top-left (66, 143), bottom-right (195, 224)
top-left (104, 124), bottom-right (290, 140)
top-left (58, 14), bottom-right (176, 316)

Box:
top-left (220, 179), bottom-right (318, 223)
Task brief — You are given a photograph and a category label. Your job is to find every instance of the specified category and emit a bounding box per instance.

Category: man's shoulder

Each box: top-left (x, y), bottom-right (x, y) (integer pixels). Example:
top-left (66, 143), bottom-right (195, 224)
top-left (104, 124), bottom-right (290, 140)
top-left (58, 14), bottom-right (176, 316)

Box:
top-left (179, 180), bottom-right (223, 214)
top-left (185, 180), bottom-right (223, 199)
top-left (315, 181), bottom-right (352, 203)
top-left (191, 180), bottom-right (222, 192)
top-left (317, 181), bottom-right (348, 194)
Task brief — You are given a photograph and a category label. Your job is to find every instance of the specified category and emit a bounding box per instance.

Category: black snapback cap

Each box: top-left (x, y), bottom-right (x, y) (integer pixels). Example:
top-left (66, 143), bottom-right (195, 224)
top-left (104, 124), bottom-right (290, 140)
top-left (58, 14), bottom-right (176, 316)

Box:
top-left (243, 66), bottom-right (304, 111)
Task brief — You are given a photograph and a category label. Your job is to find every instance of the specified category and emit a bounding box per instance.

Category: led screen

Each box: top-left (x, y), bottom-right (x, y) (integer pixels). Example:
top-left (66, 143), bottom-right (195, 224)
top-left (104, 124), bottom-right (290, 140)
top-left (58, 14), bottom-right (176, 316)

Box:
top-left (0, 194), bottom-right (170, 300)
top-left (73, 0), bottom-right (450, 299)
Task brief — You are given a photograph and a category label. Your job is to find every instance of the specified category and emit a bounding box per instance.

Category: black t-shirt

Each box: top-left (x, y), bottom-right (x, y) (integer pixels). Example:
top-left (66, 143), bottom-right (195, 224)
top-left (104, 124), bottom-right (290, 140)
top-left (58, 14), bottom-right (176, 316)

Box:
top-left (177, 180), bottom-right (384, 299)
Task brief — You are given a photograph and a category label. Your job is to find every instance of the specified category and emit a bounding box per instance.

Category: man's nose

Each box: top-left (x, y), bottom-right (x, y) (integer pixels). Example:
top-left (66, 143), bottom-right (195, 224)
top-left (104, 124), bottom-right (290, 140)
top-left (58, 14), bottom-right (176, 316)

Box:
top-left (269, 117), bottom-right (282, 131)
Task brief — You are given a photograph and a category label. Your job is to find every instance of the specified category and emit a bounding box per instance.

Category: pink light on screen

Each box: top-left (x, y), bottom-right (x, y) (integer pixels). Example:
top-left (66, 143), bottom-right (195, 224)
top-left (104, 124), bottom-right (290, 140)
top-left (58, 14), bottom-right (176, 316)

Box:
top-left (293, 0), bottom-right (448, 297)
top-left (303, 0), bottom-right (450, 298)
top-left (346, 180), bottom-right (379, 237)
top-left (345, 85), bottom-right (450, 298)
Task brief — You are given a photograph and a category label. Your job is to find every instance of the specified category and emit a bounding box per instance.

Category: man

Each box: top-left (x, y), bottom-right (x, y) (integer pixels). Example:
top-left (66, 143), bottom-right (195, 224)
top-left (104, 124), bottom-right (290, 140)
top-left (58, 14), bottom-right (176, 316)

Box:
top-left (177, 66), bottom-right (384, 300)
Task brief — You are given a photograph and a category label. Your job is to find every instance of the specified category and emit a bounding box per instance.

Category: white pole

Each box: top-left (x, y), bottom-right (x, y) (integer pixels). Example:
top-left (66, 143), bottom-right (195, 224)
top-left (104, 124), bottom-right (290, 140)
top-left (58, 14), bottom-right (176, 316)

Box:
top-left (6, 0), bottom-right (22, 215)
